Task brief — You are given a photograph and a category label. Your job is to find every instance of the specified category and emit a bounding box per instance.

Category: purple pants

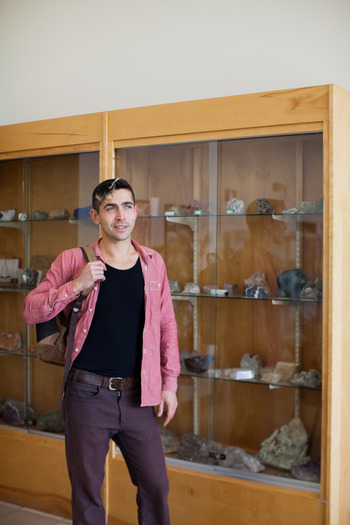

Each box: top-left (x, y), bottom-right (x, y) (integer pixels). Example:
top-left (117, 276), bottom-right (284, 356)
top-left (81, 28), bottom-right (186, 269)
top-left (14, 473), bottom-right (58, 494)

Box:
top-left (64, 372), bottom-right (170, 525)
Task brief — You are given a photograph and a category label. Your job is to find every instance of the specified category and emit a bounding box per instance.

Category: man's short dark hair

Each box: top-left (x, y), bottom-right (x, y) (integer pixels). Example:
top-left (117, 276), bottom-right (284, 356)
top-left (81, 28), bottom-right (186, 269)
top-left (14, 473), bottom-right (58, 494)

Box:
top-left (92, 178), bottom-right (136, 212)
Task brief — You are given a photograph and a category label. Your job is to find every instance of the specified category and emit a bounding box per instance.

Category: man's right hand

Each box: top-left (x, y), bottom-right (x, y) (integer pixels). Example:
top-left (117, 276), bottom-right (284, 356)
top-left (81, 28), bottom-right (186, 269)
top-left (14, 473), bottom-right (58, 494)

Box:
top-left (71, 261), bottom-right (106, 295)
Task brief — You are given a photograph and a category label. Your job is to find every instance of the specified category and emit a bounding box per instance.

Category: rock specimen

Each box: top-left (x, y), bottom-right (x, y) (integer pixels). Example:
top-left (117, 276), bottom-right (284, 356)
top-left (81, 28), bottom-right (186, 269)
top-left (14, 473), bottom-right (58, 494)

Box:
top-left (3, 398), bottom-right (38, 426)
top-left (182, 282), bottom-right (200, 294)
top-left (177, 433), bottom-right (224, 464)
top-left (291, 369), bottom-right (322, 389)
top-left (73, 205), bottom-right (92, 218)
top-left (276, 268), bottom-right (308, 299)
top-left (240, 353), bottom-right (262, 377)
top-left (258, 417), bottom-right (309, 470)
top-left (159, 424), bottom-right (180, 454)
top-left (299, 200), bottom-right (323, 213)
top-left (184, 354), bottom-right (215, 373)
top-left (218, 446), bottom-right (265, 472)
top-left (0, 208), bottom-right (16, 221)
top-left (32, 210), bottom-right (49, 220)
top-left (49, 208), bottom-right (70, 219)
top-left (0, 330), bottom-right (22, 352)
top-left (37, 410), bottom-right (65, 433)
top-left (169, 280), bottom-right (181, 293)
top-left (242, 271), bottom-right (270, 298)
top-left (300, 278), bottom-right (323, 300)
top-left (261, 361), bottom-right (299, 383)
top-left (291, 459), bottom-right (321, 483)
top-left (256, 197), bottom-right (274, 214)
top-left (227, 198), bottom-right (245, 214)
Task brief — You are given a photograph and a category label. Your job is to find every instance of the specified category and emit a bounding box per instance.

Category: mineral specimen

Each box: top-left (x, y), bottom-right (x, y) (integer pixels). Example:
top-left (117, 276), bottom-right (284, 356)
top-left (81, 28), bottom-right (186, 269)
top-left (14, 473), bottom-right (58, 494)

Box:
top-left (226, 198), bottom-right (245, 214)
top-left (223, 283), bottom-right (238, 296)
top-left (177, 433), bottom-right (224, 464)
top-left (169, 280), bottom-right (181, 293)
top-left (0, 330), bottom-right (22, 352)
top-left (36, 410), bottom-right (65, 433)
top-left (184, 354), bottom-right (215, 373)
top-left (291, 459), bottom-right (321, 483)
top-left (218, 446), bottom-right (265, 472)
top-left (73, 205), bottom-right (93, 218)
top-left (299, 200), bottom-right (323, 214)
top-left (32, 210), bottom-right (49, 220)
top-left (243, 272), bottom-right (271, 296)
top-left (3, 398), bottom-right (38, 426)
top-left (258, 417), bottom-right (309, 470)
top-left (182, 282), bottom-right (200, 294)
top-left (240, 353), bottom-right (263, 377)
top-left (159, 424), bottom-right (180, 454)
top-left (256, 197), bottom-right (274, 214)
top-left (300, 278), bottom-right (323, 300)
top-left (276, 268), bottom-right (308, 299)
top-left (0, 208), bottom-right (16, 221)
top-left (49, 208), bottom-right (70, 219)
top-left (242, 284), bottom-right (267, 299)
top-left (291, 369), bottom-right (322, 389)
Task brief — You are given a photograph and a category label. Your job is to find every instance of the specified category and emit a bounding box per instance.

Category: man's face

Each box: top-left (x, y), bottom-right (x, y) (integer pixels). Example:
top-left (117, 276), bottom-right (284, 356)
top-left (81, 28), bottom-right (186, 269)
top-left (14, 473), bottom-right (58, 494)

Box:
top-left (91, 188), bottom-right (138, 242)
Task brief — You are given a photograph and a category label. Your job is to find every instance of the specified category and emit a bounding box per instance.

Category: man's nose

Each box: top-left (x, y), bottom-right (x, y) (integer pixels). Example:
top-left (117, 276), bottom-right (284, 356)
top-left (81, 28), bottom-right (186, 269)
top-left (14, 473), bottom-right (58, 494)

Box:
top-left (115, 207), bottom-right (125, 219)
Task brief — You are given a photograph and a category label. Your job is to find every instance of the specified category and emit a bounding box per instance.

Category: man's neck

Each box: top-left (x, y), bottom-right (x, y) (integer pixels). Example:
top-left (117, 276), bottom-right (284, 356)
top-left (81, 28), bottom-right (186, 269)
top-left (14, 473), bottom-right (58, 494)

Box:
top-left (99, 238), bottom-right (138, 270)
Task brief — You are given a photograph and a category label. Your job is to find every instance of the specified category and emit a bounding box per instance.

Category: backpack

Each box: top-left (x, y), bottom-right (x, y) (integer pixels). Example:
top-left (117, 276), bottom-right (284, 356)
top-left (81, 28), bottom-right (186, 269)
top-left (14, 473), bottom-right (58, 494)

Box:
top-left (34, 245), bottom-right (97, 366)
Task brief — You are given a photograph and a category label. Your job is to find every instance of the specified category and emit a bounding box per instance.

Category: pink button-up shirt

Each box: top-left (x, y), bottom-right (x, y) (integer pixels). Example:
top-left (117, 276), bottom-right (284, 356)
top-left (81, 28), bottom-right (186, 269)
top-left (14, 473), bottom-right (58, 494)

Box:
top-left (23, 239), bottom-right (180, 407)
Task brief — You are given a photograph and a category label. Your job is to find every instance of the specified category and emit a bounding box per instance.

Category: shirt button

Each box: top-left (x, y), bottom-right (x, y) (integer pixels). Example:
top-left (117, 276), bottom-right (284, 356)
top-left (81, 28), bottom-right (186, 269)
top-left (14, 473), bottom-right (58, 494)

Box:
top-left (64, 292), bottom-right (68, 298)
top-left (89, 308), bottom-right (93, 312)
top-left (48, 307), bottom-right (52, 312)
top-left (94, 286), bottom-right (97, 291)
top-left (143, 370), bottom-right (146, 375)
top-left (75, 348), bottom-right (79, 352)
top-left (144, 348), bottom-right (147, 354)
top-left (83, 329), bottom-right (87, 333)
top-left (145, 266), bottom-right (148, 271)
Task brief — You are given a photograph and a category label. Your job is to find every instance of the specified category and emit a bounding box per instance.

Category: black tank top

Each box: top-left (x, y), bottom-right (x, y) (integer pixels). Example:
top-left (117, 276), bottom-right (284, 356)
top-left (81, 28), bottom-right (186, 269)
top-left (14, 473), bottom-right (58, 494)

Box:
top-left (74, 258), bottom-right (145, 377)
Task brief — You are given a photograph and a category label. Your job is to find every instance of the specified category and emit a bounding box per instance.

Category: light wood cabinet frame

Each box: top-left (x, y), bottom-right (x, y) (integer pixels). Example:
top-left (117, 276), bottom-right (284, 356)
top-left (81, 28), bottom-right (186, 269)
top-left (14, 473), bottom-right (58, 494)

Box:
top-left (0, 84), bottom-right (349, 525)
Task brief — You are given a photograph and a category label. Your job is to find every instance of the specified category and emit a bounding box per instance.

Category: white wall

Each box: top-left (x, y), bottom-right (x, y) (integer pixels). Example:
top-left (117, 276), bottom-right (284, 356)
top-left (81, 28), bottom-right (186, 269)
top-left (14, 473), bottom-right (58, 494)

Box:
top-left (0, 0), bottom-right (350, 126)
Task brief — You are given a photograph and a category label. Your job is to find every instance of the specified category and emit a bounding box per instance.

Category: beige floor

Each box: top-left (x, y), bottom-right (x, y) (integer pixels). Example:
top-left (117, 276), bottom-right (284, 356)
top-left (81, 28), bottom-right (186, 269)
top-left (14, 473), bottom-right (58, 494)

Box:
top-left (0, 502), bottom-right (72, 525)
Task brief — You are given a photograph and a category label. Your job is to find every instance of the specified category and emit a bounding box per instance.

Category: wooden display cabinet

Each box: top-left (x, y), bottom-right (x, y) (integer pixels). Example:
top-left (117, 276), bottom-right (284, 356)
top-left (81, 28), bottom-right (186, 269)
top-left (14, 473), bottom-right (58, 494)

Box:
top-left (0, 85), bottom-right (350, 525)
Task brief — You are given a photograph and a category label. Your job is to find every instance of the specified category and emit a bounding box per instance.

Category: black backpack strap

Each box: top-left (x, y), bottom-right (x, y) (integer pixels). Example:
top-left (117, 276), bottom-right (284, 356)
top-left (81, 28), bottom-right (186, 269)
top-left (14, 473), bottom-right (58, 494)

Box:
top-left (60, 245), bottom-right (97, 407)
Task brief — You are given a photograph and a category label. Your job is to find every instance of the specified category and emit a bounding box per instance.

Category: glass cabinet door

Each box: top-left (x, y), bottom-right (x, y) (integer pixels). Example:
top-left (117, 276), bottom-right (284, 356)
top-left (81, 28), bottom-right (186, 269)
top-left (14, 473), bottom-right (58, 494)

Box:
top-left (0, 151), bottom-right (99, 432)
top-left (116, 132), bottom-right (323, 487)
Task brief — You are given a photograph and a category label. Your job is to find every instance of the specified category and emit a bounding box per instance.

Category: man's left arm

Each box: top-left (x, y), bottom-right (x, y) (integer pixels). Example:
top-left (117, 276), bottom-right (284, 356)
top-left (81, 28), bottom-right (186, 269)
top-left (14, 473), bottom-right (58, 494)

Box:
top-left (158, 257), bottom-right (181, 426)
top-left (157, 390), bottom-right (178, 427)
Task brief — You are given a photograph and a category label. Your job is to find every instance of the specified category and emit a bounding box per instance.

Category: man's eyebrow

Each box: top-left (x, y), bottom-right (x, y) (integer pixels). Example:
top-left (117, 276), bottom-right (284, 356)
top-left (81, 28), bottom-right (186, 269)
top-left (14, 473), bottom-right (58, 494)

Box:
top-left (103, 200), bottom-right (134, 208)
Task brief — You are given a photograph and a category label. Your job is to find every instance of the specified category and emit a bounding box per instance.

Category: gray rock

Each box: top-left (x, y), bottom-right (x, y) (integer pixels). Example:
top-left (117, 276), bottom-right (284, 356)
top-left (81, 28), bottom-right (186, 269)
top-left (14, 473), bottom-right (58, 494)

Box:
top-left (227, 198), bottom-right (245, 214)
top-left (3, 398), bottom-right (38, 426)
top-left (276, 268), bottom-right (308, 299)
top-left (291, 459), bottom-right (320, 482)
top-left (159, 425), bottom-right (180, 454)
top-left (256, 197), bottom-right (274, 214)
top-left (291, 369), bottom-right (322, 389)
top-left (258, 417), bottom-right (309, 470)
top-left (300, 278), bottom-right (322, 300)
top-left (36, 410), bottom-right (65, 433)
top-left (240, 353), bottom-right (263, 377)
top-left (218, 446), bottom-right (265, 472)
top-left (32, 209), bottom-right (49, 220)
top-left (178, 433), bottom-right (224, 464)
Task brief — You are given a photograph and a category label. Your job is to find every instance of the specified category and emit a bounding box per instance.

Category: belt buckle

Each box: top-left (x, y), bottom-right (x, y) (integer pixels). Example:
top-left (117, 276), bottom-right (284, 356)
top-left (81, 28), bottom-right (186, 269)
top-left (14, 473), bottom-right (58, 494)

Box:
top-left (108, 377), bottom-right (122, 391)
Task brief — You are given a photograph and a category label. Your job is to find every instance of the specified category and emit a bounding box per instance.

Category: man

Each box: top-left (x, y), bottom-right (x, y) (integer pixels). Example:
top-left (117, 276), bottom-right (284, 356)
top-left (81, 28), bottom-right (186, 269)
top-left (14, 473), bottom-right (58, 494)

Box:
top-left (23, 178), bottom-right (180, 525)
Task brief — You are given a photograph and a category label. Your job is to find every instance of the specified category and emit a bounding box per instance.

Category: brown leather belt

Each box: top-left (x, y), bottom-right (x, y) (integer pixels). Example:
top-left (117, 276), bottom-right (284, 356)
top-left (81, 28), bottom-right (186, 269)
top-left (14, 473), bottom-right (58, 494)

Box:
top-left (69, 369), bottom-right (140, 391)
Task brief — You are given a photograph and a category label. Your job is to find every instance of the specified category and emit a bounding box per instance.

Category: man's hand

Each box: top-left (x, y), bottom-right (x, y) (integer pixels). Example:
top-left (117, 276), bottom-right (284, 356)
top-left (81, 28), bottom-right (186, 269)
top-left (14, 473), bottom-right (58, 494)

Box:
top-left (72, 261), bottom-right (106, 295)
top-left (157, 391), bottom-right (178, 427)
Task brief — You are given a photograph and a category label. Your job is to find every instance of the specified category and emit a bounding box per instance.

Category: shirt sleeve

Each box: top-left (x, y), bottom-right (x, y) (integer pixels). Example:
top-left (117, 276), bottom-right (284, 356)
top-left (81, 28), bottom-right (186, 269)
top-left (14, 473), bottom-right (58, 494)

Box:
top-left (23, 249), bottom-right (82, 324)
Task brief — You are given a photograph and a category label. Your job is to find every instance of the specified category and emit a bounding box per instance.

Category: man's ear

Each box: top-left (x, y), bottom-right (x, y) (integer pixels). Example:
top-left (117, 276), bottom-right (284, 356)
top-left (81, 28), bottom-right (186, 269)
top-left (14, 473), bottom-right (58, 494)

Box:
top-left (90, 208), bottom-right (100, 225)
